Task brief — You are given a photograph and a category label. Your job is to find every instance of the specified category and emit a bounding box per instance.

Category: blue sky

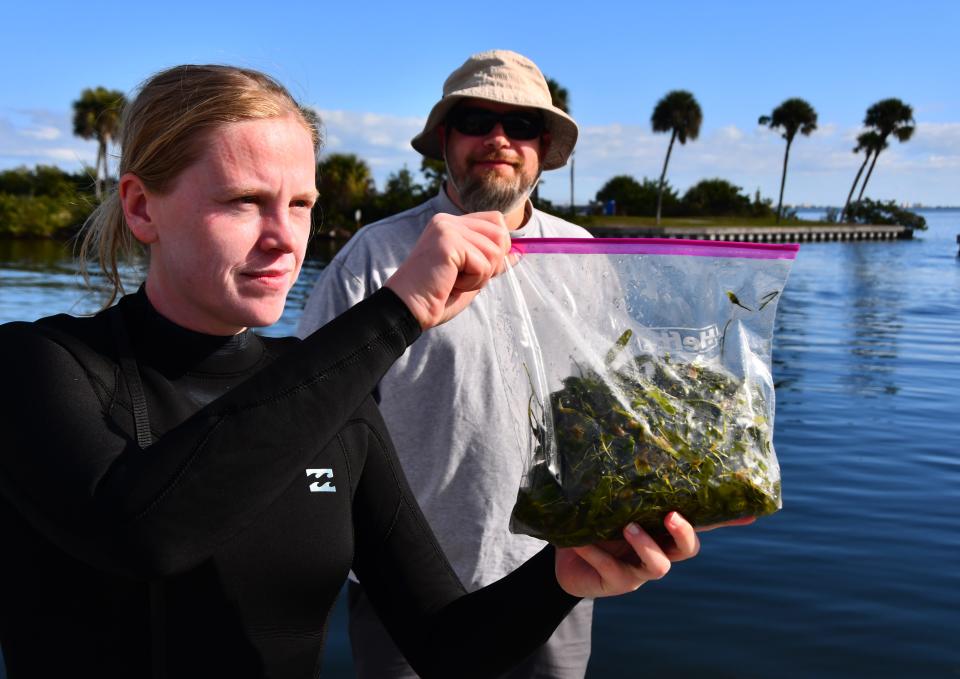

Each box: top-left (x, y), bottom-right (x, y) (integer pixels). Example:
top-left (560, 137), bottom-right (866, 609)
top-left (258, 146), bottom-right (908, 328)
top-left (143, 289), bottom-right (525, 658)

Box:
top-left (2, 0), bottom-right (957, 207)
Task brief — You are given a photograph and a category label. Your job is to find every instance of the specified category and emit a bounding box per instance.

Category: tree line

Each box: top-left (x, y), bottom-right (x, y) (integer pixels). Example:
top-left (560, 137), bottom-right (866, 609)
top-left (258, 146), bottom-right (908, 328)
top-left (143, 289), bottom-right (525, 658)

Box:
top-left (610, 89), bottom-right (916, 225)
top-left (0, 166), bottom-right (95, 237)
top-left (0, 84), bottom-right (920, 238)
top-left (596, 176), bottom-right (779, 220)
top-left (0, 156), bottom-right (448, 238)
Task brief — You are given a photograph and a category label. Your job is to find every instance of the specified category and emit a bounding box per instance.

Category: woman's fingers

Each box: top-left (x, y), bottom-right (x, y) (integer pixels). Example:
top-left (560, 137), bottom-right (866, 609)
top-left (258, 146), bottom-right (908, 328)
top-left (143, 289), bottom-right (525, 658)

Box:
top-left (657, 512), bottom-right (701, 562)
top-left (555, 525), bottom-right (674, 598)
top-left (456, 212), bottom-right (513, 284)
top-left (450, 220), bottom-right (508, 291)
top-left (554, 512), bottom-right (757, 598)
top-left (620, 523), bottom-right (673, 580)
top-left (384, 211), bottom-right (510, 329)
top-left (558, 543), bottom-right (654, 597)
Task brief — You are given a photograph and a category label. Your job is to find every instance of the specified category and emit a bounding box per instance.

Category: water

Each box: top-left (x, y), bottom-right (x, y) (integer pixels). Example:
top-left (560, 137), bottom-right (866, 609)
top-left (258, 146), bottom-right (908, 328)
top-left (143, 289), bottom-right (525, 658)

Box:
top-left (1, 211), bottom-right (958, 678)
top-left (584, 209), bottom-right (960, 678)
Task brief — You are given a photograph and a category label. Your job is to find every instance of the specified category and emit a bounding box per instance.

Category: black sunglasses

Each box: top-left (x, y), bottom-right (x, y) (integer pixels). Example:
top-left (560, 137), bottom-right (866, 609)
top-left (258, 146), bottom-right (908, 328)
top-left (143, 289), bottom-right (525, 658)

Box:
top-left (447, 107), bottom-right (545, 141)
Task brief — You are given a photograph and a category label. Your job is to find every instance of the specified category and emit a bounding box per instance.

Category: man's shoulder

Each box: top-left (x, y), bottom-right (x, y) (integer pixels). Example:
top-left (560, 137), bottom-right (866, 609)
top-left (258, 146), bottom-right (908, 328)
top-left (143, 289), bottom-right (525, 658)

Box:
top-left (339, 199), bottom-right (438, 256)
top-left (529, 208), bottom-right (593, 238)
top-left (300, 198), bottom-right (440, 324)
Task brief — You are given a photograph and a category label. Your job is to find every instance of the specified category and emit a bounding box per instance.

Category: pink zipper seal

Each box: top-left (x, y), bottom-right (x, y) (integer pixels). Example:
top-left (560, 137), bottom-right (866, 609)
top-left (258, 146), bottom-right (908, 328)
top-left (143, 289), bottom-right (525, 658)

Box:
top-left (510, 237), bottom-right (800, 260)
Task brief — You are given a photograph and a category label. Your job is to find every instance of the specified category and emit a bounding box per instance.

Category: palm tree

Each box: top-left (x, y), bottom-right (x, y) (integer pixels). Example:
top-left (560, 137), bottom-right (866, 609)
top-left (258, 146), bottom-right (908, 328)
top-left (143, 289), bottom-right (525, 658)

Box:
top-left (546, 78), bottom-right (574, 216)
top-left (651, 90), bottom-right (702, 225)
top-left (316, 153), bottom-right (375, 231)
top-left (855, 98), bottom-right (915, 202)
top-left (758, 98), bottom-right (818, 224)
top-left (841, 131), bottom-right (886, 222)
top-left (72, 87), bottom-right (126, 200)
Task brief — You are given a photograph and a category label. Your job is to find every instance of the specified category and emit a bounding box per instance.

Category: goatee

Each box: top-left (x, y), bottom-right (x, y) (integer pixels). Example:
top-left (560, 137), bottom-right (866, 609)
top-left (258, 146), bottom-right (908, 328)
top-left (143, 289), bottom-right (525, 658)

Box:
top-left (451, 158), bottom-right (539, 214)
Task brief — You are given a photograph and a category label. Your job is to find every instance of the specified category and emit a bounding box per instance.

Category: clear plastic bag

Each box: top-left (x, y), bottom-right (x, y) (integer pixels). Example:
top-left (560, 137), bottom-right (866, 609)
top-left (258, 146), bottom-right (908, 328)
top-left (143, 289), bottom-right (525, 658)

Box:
top-left (491, 238), bottom-right (799, 546)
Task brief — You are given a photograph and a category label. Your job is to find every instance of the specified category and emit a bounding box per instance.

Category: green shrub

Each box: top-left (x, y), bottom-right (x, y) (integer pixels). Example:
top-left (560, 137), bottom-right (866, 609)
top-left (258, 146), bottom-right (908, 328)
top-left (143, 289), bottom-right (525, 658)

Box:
top-left (0, 194), bottom-right (91, 237)
top-left (595, 175), bottom-right (680, 216)
top-left (845, 198), bottom-right (927, 230)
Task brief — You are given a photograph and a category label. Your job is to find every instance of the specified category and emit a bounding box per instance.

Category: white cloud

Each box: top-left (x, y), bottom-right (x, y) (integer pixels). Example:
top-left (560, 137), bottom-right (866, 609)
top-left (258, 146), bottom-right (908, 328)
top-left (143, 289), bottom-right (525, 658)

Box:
top-left (926, 154), bottom-right (960, 169)
top-left (817, 122), bottom-right (839, 138)
top-left (19, 147), bottom-right (91, 162)
top-left (19, 126), bottom-right (60, 141)
top-left (719, 125), bottom-right (743, 142)
top-left (544, 119), bottom-right (960, 206)
top-left (311, 107), bottom-right (426, 183)
top-left (911, 122), bottom-right (960, 154)
top-left (0, 109), bottom-right (99, 170)
top-left (3, 105), bottom-right (957, 206)
top-left (307, 107), bottom-right (958, 205)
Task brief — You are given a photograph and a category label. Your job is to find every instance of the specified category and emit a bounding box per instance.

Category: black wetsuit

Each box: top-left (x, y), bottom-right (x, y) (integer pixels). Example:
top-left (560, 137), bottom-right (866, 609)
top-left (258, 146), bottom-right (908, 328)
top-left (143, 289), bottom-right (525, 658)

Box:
top-left (0, 287), bottom-right (578, 679)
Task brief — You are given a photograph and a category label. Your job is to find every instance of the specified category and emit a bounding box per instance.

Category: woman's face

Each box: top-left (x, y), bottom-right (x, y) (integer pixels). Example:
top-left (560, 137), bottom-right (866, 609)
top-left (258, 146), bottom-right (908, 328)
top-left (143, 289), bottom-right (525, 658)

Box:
top-left (137, 114), bottom-right (317, 334)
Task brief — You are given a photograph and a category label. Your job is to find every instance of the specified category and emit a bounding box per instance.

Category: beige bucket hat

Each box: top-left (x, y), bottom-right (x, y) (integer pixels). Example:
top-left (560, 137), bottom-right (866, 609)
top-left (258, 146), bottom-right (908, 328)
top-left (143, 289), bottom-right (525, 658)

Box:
top-left (411, 50), bottom-right (578, 171)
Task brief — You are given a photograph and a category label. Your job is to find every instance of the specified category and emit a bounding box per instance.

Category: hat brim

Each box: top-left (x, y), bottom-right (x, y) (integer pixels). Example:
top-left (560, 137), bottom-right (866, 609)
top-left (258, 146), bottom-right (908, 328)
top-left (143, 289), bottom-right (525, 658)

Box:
top-left (411, 95), bottom-right (578, 171)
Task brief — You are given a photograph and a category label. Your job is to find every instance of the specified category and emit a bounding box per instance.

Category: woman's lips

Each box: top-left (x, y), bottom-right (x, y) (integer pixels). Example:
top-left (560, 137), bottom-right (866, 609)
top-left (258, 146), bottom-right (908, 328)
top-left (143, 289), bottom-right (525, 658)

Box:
top-left (242, 268), bottom-right (290, 289)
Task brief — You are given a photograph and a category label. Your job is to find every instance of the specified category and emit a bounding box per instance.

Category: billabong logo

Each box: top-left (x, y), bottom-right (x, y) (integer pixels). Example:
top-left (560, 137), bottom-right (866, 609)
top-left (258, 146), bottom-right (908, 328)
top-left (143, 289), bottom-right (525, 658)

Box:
top-left (306, 468), bottom-right (336, 493)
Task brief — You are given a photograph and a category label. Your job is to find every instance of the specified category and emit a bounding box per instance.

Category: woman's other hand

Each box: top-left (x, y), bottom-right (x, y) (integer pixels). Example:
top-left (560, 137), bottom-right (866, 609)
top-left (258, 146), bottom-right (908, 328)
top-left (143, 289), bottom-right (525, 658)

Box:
top-left (554, 512), bottom-right (755, 598)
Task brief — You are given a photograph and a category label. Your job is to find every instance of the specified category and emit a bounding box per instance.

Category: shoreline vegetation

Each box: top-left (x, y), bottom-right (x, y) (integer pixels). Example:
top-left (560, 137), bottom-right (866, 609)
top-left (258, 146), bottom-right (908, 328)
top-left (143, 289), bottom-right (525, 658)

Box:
top-left (1, 88), bottom-right (929, 241)
top-left (3, 86), bottom-right (930, 241)
top-left (0, 163), bottom-right (928, 242)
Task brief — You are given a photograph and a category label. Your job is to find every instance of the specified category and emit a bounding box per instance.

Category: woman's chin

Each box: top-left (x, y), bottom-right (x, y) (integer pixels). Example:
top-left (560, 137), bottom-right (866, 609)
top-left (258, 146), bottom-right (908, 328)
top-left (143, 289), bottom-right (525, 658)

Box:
top-left (243, 309), bottom-right (285, 330)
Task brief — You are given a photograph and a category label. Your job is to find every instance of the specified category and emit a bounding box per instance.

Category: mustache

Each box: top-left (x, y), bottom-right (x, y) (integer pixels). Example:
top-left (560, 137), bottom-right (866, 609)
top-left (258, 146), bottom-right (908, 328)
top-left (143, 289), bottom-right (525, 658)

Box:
top-left (467, 153), bottom-right (521, 167)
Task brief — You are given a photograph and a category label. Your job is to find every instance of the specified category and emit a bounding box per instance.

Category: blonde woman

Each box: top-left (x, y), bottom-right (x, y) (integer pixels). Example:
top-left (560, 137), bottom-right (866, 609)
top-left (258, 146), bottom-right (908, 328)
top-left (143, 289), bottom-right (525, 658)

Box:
top-left (0, 65), bottom-right (717, 679)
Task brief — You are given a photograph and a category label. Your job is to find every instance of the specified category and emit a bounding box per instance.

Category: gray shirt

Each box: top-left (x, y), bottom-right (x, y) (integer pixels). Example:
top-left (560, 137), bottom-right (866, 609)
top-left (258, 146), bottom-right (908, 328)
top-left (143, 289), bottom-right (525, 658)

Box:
top-left (297, 190), bottom-right (591, 591)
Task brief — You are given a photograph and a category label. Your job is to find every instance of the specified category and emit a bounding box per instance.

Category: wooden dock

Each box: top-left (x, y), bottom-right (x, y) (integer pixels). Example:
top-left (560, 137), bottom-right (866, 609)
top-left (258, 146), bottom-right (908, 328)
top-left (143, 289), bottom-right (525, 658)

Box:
top-left (584, 223), bottom-right (913, 243)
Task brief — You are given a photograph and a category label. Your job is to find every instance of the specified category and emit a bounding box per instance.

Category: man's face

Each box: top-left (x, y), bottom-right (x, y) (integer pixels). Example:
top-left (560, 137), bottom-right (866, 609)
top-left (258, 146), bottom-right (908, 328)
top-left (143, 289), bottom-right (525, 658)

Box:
top-left (440, 99), bottom-right (550, 215)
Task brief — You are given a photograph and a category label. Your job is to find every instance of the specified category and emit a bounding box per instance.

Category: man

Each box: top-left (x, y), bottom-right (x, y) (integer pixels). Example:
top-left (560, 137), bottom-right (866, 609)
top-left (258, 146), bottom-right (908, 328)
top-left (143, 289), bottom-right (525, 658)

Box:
top-left (298, 50), bottom-right (594, 678)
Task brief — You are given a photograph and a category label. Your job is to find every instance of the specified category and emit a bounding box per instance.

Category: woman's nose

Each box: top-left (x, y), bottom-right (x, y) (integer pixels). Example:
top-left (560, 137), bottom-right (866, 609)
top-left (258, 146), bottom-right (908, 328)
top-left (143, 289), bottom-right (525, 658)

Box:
top-left (259, 207), bottom-right (297, 252)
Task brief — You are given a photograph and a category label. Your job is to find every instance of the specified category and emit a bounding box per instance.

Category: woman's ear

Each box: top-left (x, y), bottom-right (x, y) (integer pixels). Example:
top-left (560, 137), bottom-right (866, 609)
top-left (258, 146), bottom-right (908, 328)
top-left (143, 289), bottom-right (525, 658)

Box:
top-left (119, 173), bottom-right (158, 244)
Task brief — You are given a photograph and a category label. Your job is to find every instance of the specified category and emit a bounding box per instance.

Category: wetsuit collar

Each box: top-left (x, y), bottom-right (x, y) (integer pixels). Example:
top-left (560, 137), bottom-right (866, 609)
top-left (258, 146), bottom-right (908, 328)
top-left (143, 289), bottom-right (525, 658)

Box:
top-left (116, 287), bottom-right (265, 376)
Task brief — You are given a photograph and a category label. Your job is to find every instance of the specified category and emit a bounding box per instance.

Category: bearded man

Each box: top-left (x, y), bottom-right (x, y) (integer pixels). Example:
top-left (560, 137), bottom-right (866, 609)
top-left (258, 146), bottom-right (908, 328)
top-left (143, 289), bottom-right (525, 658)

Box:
top-left (298, 50), bottom-right (594, 679)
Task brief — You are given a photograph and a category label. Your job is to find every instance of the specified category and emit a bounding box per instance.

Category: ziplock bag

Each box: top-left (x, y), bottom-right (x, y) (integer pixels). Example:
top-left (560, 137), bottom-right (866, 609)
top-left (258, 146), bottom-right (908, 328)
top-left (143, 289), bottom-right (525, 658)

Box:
top-left (491, 238), bottom-right (799, 547)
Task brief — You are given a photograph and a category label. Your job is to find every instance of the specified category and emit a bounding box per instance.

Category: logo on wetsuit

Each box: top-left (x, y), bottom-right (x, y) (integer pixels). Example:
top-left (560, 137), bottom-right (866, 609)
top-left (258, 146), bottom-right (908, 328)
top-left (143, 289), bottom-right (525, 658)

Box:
top-left (306, 468), bottom-right (336, 493)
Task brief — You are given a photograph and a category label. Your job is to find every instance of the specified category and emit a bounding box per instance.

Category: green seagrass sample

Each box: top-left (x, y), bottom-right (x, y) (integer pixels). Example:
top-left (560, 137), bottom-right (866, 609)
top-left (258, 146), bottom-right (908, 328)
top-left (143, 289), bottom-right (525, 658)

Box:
top-left (512, 333), bottom-right (781, 547)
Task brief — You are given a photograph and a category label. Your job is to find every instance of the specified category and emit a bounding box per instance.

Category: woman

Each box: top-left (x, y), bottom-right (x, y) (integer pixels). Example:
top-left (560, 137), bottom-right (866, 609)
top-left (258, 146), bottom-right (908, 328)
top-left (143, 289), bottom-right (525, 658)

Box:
top-left (0, 65), bottom-right (724, 679)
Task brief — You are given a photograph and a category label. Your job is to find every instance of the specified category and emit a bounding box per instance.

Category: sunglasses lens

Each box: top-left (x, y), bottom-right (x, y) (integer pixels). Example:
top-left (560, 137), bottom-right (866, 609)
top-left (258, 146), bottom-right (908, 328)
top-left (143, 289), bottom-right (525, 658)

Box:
top-left (502, 114), bottom-right (543, 140)
top-left (451, 108), bottom-right (543, 140)
top-left (454, 110), bottom-right (497, 136)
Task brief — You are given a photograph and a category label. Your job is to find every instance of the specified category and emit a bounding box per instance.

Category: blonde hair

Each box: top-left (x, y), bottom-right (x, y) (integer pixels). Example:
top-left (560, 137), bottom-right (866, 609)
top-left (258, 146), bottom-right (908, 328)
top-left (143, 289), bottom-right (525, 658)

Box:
top-left (78, 64), bottom-right (321, 308)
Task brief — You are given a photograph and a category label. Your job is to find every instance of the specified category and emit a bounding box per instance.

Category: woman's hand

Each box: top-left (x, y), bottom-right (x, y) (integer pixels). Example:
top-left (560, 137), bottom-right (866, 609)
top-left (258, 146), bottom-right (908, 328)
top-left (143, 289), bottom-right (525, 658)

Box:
top-left (385, 211), bottom-right (511, 329)
top-left (554, 512), bottom-right (755, 598)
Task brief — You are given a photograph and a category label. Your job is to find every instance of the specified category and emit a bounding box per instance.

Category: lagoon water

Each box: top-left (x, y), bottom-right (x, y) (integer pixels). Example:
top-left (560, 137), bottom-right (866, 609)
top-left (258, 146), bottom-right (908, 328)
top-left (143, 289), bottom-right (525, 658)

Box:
top-left (0, 210), bottom-right (958, 677)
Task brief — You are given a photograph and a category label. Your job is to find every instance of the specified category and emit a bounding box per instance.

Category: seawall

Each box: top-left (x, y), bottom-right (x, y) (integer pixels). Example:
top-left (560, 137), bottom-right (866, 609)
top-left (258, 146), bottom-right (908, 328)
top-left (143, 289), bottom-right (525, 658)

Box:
top-left (584, 223), bottom-right (912, 242)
